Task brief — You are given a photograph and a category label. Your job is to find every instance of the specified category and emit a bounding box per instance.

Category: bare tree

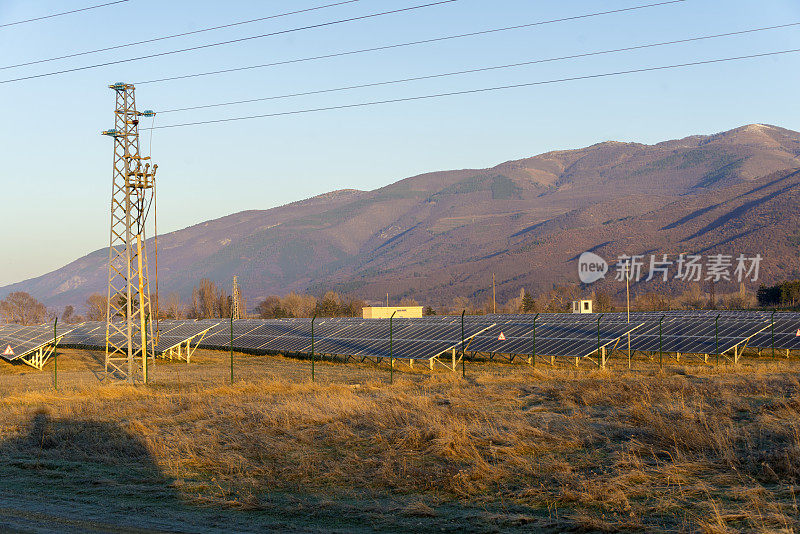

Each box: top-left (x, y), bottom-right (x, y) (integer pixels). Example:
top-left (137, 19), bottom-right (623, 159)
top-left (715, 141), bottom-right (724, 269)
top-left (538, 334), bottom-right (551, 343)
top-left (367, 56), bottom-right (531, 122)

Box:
top-left (85, 294), bottom-right (108, 321)
top-left (60, 305), bottom-right (83, 324)
top-left (0, 292), bottom-right (48, 325)
top-left (256, 296), bottom-right (290, 319)
top-left (543, 285), bottom-right (580, 312)
top-left (161, 293), bottom-right (184, 319)
top-left (282, 292), bottom-right (317, 318)
top-left (341, 298), bottom-right (366, 317)
top-left (504, 288), bottom-right (526, 314)
top-left (450, 296), bottom-right (472, 314)
top-left (677, 284), bottom-right (704, 310)
top-left (636, 292), bottom-right (672, 311)
top-left (316, 291), bottom-right (342, 317)
top-left (189, 279), bottom-right (231, 318)
top-left (594, 292), bottom-right (615, 312)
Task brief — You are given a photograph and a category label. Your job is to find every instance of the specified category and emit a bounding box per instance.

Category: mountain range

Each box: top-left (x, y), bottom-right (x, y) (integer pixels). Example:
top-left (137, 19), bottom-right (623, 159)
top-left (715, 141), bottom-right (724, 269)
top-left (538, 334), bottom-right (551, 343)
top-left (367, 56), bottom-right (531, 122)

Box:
top-left (4, 123), bottom-right (800, 310)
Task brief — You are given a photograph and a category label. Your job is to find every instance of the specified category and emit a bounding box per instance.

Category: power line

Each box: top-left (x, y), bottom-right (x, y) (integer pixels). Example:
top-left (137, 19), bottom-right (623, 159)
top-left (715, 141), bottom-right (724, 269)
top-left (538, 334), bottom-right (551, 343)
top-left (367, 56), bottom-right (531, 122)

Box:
top-left (0, 0), bottom-right (360, 71)
top-left (137, 0), bottom-right (688, 85)
top-left (0, 0), bottom-right (129, 29)
top-left (144, 48), bottom-right (800, 130)
top-left (0, 0), bottom-right (459, 85)
top-left (157, 22), bottom-right (800, 114)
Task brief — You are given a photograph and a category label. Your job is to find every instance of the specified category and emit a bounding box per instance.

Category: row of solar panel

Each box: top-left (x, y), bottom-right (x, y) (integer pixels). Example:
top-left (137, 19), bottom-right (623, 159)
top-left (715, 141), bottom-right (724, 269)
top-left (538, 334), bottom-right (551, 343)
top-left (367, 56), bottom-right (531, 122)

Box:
top-left (2, 311), bottom-right (797, 364)
top-left (191, 313), bottom-right (797, 356)
top-left (0, 323), bottom-right (73, 361)
top-left (56, 320), bottom-right (217, 353)
top-left (49, 317), bottom-right (639, 360)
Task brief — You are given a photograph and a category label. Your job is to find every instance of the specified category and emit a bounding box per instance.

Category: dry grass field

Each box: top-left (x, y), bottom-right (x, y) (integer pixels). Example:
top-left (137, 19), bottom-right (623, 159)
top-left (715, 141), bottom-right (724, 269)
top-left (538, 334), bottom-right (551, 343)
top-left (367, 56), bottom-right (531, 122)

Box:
top-left (0, 349), bottom-right (797, 532)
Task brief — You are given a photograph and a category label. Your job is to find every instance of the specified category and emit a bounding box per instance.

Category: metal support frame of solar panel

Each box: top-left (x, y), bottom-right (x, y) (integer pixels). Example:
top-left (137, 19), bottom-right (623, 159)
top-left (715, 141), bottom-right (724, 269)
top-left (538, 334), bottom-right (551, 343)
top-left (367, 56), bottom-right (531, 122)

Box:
top-left (0, 323), bottom-right (73, 370)
top-left (627, 316), bottom-right (771, 363)
top-left (153, 321), bottom-right (220, 362)
top-left (466, 318), bottom-right (642, 368)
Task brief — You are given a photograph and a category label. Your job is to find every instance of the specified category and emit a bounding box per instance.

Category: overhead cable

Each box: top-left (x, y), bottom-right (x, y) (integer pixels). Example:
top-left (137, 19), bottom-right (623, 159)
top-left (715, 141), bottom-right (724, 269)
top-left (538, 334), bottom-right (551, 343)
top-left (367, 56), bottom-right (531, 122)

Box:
top-left (144, 48), bottom-right (800, 130)
top-left (0, 0), bottom-right (459, 85)
top-left (0, 0), bottom-right (361, 70)
top-left (156, 22), bottom-right (800, 113)
top-left (136, 0), bottom-right (688, 85)
top-left (0, 0), bottom-right (129, 29)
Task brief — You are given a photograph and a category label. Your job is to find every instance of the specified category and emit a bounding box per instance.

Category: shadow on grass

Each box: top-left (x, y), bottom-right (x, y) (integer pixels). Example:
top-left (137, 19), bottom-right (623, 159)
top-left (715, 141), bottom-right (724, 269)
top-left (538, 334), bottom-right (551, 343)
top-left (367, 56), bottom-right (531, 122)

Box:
top-left (0, 410), bottom-right (192, 532)
top-left (0, 410), bottom-right (555, 533)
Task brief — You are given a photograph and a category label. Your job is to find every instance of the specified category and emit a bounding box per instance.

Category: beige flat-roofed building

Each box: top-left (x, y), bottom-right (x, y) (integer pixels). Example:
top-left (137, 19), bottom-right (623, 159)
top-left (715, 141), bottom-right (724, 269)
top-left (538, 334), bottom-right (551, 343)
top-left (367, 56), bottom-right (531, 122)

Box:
top-left (362, 306), bottom-right (424, 319)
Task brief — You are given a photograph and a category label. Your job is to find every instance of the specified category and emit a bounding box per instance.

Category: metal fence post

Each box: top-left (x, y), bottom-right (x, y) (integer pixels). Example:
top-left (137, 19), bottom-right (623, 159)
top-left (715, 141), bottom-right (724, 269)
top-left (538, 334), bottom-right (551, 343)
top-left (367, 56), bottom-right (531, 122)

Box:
top-left (461, 310), bottom-right (465, 378)
top-left (311, 314), bottom-right (316, 382)
top-left (230, 316), bottom-right (234, 384)
top-left (715, 314), bottom-right (720, 367)
top-left (389, 311), bottom-right (397, 384)
top-left (53, 318), bottom-right (58, 390)
top-left (143, 315), bottom-right (149, 384)
top-left (532, 313), bottom-right (539, 367)
top-left (659, 315), bottom-right (665, 371)
top-left (771, 310), bottom-right (776, 363)
top-left (597, 314), bottom-right (603, 369)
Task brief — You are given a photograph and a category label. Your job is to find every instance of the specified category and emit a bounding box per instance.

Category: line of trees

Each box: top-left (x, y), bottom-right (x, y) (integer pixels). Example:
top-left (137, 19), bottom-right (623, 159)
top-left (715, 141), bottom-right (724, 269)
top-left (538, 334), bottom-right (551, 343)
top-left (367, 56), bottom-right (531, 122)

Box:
top-left (255, 291), bottom-right (365, 319)
top-left (7, 277), bottom-right (797, 326)
top-left (757, 281), bottom-right (800, 307)
top-left (0, 292), bottom-right (49, 325)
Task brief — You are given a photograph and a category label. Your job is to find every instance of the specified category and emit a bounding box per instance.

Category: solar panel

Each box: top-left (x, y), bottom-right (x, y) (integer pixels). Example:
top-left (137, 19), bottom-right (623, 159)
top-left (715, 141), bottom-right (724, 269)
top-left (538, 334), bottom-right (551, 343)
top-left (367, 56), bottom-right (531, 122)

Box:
top-left (466, 318), bottom-right (641, 359)
top-left (628, 316), bottom-right (769, 355)
top-left (154, 321), bottom-right (218, 352)
top-left (60, 322), bottom-right (105, 347)
top-left (0, 323), bottom-right (72, 369)
top-left (749, 316), bottom-right (800, 351)
top-left (59, 320), bottom-right (219, 357)
top-left (191, 317), bottom-right (496, 362)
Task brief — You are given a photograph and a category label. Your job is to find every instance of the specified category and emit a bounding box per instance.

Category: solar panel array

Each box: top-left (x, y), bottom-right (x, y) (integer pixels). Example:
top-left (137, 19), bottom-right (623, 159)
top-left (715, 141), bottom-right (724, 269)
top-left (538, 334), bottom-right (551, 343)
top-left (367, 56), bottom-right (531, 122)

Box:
top-left (190, 311), bottom-right (795, 360)
top-left (2, 310), bottom-right (797, 367)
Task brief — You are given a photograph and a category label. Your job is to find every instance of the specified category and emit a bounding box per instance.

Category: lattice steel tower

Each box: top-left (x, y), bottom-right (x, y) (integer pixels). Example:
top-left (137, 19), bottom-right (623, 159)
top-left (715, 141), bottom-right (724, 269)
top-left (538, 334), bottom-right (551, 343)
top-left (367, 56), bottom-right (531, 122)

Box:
top-left (232, 276), bottom-right (242, 321)
top-left (102, 82), bottom-right (158, 383)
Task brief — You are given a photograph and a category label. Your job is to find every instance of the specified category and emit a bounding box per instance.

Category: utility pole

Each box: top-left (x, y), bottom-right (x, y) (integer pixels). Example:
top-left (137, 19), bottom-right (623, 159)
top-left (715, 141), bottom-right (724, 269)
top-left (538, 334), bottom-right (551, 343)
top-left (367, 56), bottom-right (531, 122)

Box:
top-left (232, 276), bottom-right (241, 321)
top-left (492, 273), bottom-right (496, 314)
top-left (626, 261), bottom-right (631, 368)
top-left (102, 82), bottom-right (157, 383)
top-left (709, 279), bottom-right (716, 309)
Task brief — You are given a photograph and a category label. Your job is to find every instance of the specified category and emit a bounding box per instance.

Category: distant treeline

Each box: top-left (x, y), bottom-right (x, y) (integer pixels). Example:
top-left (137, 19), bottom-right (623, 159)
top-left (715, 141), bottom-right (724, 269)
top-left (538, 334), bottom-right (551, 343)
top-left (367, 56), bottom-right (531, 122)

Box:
top-left (756, 281), bottom-right (800, 307)
top-left (7, 279), bottom-right (800, 326)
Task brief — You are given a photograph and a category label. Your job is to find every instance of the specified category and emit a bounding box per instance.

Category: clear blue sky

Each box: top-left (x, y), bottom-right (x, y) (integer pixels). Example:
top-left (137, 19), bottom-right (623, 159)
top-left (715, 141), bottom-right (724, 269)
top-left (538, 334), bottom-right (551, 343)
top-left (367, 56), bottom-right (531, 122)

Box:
top-left (1, 0), bottom-right (799, 286)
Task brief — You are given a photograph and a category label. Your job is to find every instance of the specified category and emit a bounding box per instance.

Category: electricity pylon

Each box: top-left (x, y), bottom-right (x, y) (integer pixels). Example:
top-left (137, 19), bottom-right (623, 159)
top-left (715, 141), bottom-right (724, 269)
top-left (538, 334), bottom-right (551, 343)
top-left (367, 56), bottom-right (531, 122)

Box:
top-left (102, 82), bottom-right (158, 383)
top-left (232, 276), bottom-right (242, 321)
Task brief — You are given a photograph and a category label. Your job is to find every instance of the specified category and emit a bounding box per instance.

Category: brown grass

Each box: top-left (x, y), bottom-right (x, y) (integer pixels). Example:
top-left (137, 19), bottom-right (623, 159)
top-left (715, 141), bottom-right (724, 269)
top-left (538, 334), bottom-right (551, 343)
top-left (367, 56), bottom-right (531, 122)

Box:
top-left (0, 350), bottom-right (798, 531)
